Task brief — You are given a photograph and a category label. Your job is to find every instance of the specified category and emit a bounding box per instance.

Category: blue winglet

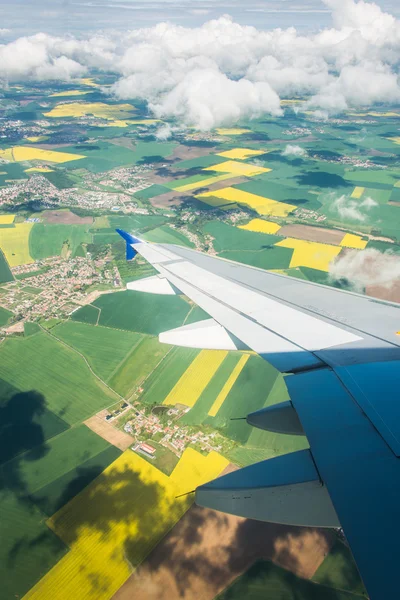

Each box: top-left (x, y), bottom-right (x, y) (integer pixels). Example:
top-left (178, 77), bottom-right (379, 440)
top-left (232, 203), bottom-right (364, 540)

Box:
top-left (116, 229), bottom-right (141, 260)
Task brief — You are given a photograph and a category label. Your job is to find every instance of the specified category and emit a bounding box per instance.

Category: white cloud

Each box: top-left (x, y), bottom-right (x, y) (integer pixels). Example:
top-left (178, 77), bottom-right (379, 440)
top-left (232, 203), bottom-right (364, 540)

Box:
top-left (331, 194), bottom-right (378, 222)
top-left (330, 248), bottom-right (400, 290)
top-left (282, 144), bottom-right (307, 157)
top-left (149, 68), bottom-right (282, 130)
top-left (0, 0), bottom-right (400, 127)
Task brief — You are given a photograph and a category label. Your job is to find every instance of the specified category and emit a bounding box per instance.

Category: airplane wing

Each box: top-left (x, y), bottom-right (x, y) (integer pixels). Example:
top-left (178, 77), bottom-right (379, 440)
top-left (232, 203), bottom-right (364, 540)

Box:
top-left (117, 229), bottom-right (400, 600)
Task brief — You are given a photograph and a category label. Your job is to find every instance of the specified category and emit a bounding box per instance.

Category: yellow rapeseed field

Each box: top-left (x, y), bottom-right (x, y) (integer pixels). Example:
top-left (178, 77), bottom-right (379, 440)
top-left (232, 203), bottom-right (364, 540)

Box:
top-left (44, 102), bottom-right (135, 120)
top-left (0, 222), bottom-right (33, 266)
top-left (216, 128), bottom-right (249, 135)
top-left (50, 90), bottom-right (91, 97)
top-left (25, 167), bottom-right (54, 173)
top-left (25, 135), bottom-right (48, 142)
top-left (217, 148), bottom-right (265, 160)
top-left (239, 218), bottom-right (281, 234)
top-left (208, 354), bottom-right (250, 417)
top-left (197, 187), bottom-right (296, 217)
top-left (280, 99), bottom-right (305, 105)
top-left (340, 233), bottom-right (368, 249)
top-left (204, 160), bottom-right (270, 177)
top-left (163, 350), bottom-right (228, 407)
top-left (23, 449), bottom-right (228, 600)
top-left (276, 238), bottom-right (342, 271)
top-left (80, 78), bottom-right (100, 87)
top-left (0, 146), bottom-right (85, 163)
top-left (174, 173), bottom-right (233, 192)
top-left (351, 186), bottom-right (365, 198)
top-left (0, 214), bottom-right (15, 224)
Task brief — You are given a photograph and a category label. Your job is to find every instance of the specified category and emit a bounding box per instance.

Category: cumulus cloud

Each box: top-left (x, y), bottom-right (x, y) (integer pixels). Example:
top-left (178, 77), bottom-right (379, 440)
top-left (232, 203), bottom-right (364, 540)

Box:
top-left (0, 0), bottom-right (400, 127)
top-left (332, 194), bottom-right (378, 222)
top-left (330, 248), bottom-right (400, 290)
top-left (282, 144), bottom-right (307, 157)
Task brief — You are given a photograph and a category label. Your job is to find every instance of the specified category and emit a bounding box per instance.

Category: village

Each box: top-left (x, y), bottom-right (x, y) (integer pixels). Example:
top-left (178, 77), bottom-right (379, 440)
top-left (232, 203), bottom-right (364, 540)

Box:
top-left (0, 253), bottom-right (120, 332)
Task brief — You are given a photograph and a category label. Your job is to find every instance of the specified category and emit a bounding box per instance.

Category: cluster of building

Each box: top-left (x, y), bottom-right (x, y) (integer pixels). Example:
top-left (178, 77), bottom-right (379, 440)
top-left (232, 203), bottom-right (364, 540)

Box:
top-left (0, 118), bottom-right (49, 142)
top-left (1, 254), bottom-right (119, 328)
top-left (282, 126), bottom-right (312, 136)
top-left (294, 207), bottom-right (327, 222)
top-left (0, 172), bottom-right (148, 212)
top-left (123, 403), bottom-right (223, 458)
top-left (310, 152), bottom-right (386, 169)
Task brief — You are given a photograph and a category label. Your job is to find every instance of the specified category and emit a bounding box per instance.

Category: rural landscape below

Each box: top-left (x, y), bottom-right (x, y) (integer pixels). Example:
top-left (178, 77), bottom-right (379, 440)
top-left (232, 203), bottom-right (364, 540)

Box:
top-left (1, 0), bottom-right (400, 598)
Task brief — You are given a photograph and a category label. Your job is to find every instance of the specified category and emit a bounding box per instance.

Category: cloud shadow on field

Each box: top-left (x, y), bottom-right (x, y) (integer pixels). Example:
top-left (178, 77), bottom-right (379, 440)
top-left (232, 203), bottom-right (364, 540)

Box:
top-left (0, 385), bottom-right (56, 495)
top-left (114, 501), bottom-right (337, 600)
top-left (295, 172), bottom-right (351, 188)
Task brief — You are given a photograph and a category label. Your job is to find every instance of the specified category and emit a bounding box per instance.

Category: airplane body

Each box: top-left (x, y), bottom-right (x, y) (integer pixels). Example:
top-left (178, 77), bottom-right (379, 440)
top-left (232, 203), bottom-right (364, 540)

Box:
top-left (117, 228), bottom-right (400, 600)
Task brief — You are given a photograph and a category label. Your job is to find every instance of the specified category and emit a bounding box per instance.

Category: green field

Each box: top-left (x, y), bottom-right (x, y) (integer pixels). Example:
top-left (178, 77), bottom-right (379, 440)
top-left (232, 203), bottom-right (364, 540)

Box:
top-left (142, 225), bottom-right (195, 247)
top-left (0, 305), bottom-right (13, 326)
top-left (24, 321), bottom-right (41, 336)
top-left (217, 560), bottom-right (362, 600)
top-left (0, 492), bottom-right (67, 600)
top-left (204, 221), bottom-right (282, 252)
top-left (140, 346), bottom-right (200, 405)
top-left (29, 223), bottom-right (92, 260)
top-left (134, 184), bottom-right (170, 200)
top-left (109, 335), bottom-right (171, 397)
top-left (0, 249), bottom-right (13, 283)
top-left (53, 321), bottom-right (143, 381)
top-left (71, 303), bottom-right (100, 324)
top-left (94, 290), bottom-right (193, 335)
top-left (0, 332), bottom-right (118, 424)
top-left (313, 539), bottom-right (367, 597)
top-left (108, 214), bottom-right (167, 232)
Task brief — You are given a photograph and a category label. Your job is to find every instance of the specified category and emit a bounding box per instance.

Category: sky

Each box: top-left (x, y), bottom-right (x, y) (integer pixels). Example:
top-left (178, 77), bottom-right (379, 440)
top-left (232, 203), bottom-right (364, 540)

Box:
top-left (0, 0), bottom-right (400, 129)
top-left (1, 0), bottom-right (399, 36)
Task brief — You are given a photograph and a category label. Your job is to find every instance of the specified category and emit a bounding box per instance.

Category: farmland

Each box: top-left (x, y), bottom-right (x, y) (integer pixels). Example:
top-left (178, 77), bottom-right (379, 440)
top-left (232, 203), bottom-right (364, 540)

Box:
top-left (23, 449), bottom-right (228, 600)
top-left (109, 335), bottom-right (172, 397)
top-left (140, 346), bottom-right (200, 405)
top-left (0, 222), bottom-right (33, 266)
top-left (0, 332), bottom-right (118, 424)
top-left (29, 223), bottom-right (92, 260)
top-left (53, 321), bottom-right (143, 381)
top-left (93, 290), bottom-right (193, 335)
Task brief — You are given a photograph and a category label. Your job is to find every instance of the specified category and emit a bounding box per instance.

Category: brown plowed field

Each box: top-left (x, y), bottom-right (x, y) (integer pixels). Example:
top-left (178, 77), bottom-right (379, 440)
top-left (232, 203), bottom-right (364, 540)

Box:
top-left (42, 209), bottom-right (93, 225)
top-left (113, 504), bottom-right (334, 600)
top-left (278, 224), bottom-right (344, 244)
top-left (85, 412), bottom-right (133, 451)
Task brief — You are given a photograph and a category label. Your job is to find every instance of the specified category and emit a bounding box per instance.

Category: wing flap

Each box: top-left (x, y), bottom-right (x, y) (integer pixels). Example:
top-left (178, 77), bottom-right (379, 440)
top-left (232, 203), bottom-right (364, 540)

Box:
top-left (195, 449), bottom-right (339, 527)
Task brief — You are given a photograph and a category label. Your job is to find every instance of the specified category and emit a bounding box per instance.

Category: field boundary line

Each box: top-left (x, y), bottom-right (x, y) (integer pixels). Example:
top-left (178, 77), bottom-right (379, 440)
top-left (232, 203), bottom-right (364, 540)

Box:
top-left (39, 323), bottom-right (122, 400)
top-left (126, 345), bottom-right (175, 403)
top-left (106, 333), bottom-right (146, 383)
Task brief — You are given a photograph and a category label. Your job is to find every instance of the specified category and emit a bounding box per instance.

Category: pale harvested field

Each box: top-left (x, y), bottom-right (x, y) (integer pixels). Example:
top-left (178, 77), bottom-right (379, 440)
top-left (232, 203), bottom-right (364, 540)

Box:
top-left (278, 224), bottom-right (344, 244)
top-left (43, 210), bottom-right (93, 225)
top-left (113, 502), bottom-right (335, 600)
top-left (84, 413), bottom-right (133, 451)
top-left (168, 145), bottom-right (217, 161)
